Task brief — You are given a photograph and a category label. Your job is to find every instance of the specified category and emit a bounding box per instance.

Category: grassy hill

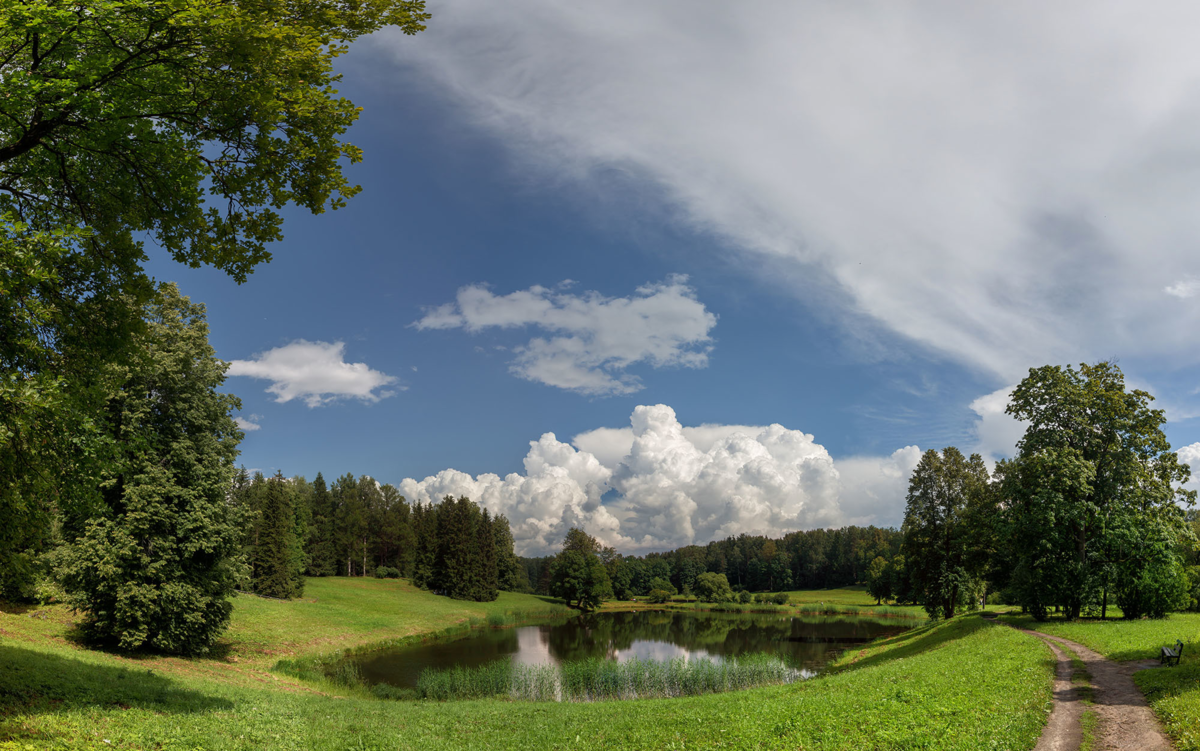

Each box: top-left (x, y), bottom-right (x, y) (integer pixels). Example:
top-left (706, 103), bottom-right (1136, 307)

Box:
top-left (1, 578), bottom-right (1053, 750)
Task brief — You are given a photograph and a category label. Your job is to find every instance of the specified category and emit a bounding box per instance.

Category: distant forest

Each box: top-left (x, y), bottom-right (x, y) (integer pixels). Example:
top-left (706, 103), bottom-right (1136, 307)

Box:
top-left (229, 470), bottom-right (526, 602)
top-left (520, 526), bottom-right (902, 599)
top-left (230, 467), bottom-right (902, 602)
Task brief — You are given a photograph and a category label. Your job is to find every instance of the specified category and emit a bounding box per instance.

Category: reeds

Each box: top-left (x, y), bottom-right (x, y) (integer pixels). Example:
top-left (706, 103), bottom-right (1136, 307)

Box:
top-left (414, 654), bottom-right (802, 702)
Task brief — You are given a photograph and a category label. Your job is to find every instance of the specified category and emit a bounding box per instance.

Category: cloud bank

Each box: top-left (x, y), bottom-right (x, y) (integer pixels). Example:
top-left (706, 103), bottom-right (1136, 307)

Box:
top-left (228, 340), bottom-right (399, 407)
top-left (399, 404), bottom-right (918, 555)
top-left (376, 1), bottom-right (1200, 382)
top-left (414, 276), bottom-right (716, 395)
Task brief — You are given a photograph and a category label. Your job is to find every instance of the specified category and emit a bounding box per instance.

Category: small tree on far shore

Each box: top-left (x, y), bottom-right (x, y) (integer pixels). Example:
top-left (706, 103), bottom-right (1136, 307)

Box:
top-left (866, 556), bottom-right (891, 604)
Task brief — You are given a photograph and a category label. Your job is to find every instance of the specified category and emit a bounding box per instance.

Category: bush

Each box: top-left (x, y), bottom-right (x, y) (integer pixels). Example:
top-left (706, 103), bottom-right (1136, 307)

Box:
top-left (646, 589), bottom-right (673, 604)
top-left (648, 577), bottom-right (677, 596)
top-left (771, 592), bottom-right (790, 605)
top-left (694, 572), bottom-right (734, 603)
top-left (374, 566), bottom-right (400, 579)
top-left (738, 590), bottom-right (753, 604)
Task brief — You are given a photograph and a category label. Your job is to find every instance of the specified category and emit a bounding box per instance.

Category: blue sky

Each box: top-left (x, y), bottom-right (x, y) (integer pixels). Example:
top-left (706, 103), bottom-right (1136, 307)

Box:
top-left (147, 2), bottom-right (1200, 554)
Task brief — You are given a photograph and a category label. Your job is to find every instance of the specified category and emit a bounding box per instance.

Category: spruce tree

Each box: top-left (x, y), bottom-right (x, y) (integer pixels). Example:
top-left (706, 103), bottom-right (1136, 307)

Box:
top-left (307, 473), bottom-right (337, 576)
top-left (54, 284), bottom-right (243, 655)
top-left (475, 509), bottom-right (499, 601)
top-left (253, 472), bottom-right (303, 599)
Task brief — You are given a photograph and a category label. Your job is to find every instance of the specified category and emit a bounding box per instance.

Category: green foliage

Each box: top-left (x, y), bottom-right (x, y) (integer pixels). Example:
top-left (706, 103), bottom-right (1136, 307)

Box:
top-left (648, 576), bottom-right (677, 596)
top-left (52, 285), bottom-right (243, 654)
top-left (646, 589), bottom-right (673, 604)
top-left (902, 447), bottom-right (992, 619)
top-left (693, 572), bottom-right (734, 602)
top-left (1003, 362), bottom-right (1196, 620)
top-left (0, 0), bottom-right (429, 281)
top-left (550, 529), bottom-right (613, 611)
top-left (252, 473), bottom-right (305, 599)
top-left (866, 555), bottom-right (891, 604)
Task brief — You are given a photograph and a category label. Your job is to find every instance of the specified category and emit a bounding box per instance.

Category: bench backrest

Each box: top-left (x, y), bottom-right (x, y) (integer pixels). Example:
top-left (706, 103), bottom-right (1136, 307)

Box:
top-left (1177, 640), bottom-right (1185, 654)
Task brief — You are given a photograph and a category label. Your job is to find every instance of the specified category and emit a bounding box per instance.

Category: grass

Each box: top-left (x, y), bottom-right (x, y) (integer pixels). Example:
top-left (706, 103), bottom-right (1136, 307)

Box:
top-left (1003, 611), bottom-right (1200, 750)
top-left (1, 584), bottom-right (1054, 750)
top-left (414, 654), bottom-right (801, 702)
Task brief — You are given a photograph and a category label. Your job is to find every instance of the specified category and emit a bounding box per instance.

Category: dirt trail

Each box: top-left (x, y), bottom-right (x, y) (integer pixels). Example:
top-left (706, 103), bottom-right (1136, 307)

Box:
top-left (1017, 627), bottom-right (1173, 751)
top-left (1032, 636), bottom-right (1084, 751)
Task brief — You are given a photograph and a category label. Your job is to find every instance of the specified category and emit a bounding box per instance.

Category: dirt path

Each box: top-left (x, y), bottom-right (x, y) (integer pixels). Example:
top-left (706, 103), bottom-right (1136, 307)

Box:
top-left (1017, 627), bottom-right (1173, 751)
top-left (1032, 636), bottom-right (1084, 751)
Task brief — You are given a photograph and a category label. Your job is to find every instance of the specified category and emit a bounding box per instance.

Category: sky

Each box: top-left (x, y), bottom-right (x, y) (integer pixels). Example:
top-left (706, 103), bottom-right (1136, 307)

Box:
top-left (147, 1), bottom-right (1200, 555)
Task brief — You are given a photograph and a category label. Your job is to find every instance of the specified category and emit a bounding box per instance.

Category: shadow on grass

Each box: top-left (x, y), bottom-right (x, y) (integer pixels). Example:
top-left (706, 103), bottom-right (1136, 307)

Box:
top-left (0, 645), bottom-right (233, 715)
top-left (833, 616), bottom-right (994, 675)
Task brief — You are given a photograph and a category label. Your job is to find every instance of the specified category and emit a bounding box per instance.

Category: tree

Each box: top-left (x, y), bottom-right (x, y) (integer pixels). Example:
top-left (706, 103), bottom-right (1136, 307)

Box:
top-left (902, 447), bottom-right (991, 620)
top-left (865, 556), bottom-right (891, 605)
top-left (694, 572), bottom-right (734, 602)
top-left (0, 1), bottom-right (429, 593)
top-left (550, 529), bottom-right (612, 611)
top-left (0, 0), bottom-right (430, 281)
top-left (53, 284), bottom-right (243, 654)
top-left (1003, 362), bottom-right (1195, 620)
top-left (306, 473), bottom-right (338, 576)
top-left (648, 577), bottom-right (677, 596)
top-left (252, 473), bottom-right (304, 599)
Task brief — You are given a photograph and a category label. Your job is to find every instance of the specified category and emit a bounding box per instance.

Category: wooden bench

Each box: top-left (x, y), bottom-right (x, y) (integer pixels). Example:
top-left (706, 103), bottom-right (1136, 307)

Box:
top-left (1160, 639), bottom-right (1184, 667)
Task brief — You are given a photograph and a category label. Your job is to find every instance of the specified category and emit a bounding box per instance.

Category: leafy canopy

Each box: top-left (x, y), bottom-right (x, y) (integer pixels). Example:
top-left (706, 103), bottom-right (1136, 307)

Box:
top-left (0, 0), bottom-right (429, 280)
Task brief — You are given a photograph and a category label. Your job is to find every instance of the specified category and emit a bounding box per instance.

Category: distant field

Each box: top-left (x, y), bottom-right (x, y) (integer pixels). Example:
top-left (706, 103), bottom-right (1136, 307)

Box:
top-left (227, 577), bottom-right (570, 666)
top-left (1004, 612), bottom-right (1200, 751)
top-left (0, 580), bottom-right (1054, 750)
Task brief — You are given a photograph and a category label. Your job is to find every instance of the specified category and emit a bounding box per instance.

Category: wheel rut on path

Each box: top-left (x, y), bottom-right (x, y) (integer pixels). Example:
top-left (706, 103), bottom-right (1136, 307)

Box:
top-left (1015, 626), bottom-right (1173, 751)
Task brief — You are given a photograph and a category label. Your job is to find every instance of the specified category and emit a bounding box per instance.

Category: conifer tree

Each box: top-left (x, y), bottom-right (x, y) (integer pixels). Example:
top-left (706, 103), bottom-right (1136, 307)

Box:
top-left (253, 472), bottom-right (304, 599)
top-left (306, 472), bottom-right (337, 576)
top-left (53, 284), bottom-right (243, 654)
top-left (475, 509), bottom-right (499, 601)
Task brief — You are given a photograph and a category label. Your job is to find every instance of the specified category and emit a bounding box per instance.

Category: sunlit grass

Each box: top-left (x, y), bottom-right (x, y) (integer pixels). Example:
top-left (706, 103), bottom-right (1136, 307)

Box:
top-left (1, 586), bottom-right (1052, 750)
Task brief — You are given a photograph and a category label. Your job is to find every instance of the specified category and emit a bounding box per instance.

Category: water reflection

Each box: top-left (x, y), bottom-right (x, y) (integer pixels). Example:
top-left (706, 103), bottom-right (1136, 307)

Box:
top-left (353, 610), bottom-right (910, 689)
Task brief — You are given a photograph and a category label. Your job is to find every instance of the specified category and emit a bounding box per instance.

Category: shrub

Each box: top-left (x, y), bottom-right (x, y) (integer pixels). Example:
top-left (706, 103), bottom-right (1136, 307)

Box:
top-left (694, 572), bottom-right (734, 603)
top-left (771, 592), bottom-right (790, 605)
top-left (373, 566), bottom-right (400, 579)
top-left (647, 589), bottom-right (673, 604)
top-left (738, 590), bottom-right (753, 604)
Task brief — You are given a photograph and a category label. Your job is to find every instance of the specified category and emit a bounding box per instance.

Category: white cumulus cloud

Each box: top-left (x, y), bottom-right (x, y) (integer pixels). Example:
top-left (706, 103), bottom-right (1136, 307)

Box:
top-left (234, 415), bottom-right (262, 432)
top-left (228, 340), bottom-right (399, 407)
top-left (374, 1), bottom-right (1200, 383)
top-left (413, 276), bottom-right (716, 395)
top-left (400, 404), bottom-right (917, 555)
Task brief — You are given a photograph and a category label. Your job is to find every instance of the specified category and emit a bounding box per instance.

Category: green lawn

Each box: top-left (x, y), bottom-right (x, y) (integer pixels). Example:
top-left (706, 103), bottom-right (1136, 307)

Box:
top-left (1, 583), bottom-right (1054, 750)
top-left (1002, 612), bottom-right (1200, 751)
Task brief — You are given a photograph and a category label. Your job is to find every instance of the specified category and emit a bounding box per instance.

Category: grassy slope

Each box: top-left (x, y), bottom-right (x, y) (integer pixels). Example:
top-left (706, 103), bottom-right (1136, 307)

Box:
top-left (1, 582), bottom-right (1053, 750)
top-left (1001, 612), bottom-right (1200, 751)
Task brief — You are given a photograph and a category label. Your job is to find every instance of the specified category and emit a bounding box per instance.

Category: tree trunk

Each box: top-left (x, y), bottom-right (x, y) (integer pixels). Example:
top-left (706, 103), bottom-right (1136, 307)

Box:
top-left (1101, 587), bottom-right (1108, 620)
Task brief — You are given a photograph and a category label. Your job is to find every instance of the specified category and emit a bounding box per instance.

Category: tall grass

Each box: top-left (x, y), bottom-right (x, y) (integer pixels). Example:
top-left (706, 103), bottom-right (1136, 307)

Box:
top-left (414, 654), bottom-right (802, 702)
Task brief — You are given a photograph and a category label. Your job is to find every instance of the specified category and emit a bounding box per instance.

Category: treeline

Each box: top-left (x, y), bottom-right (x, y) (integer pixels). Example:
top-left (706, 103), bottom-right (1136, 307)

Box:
top-left (522, 525), bottom-right (902, 600)
top-left (229, 471), bottom-right (525, 601)
top-left (898, 362), bottom-right (1200, 621)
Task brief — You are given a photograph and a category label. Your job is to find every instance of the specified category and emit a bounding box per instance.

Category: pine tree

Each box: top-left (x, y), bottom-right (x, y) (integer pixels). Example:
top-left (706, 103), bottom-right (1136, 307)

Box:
top-left (306, 473), bottom-right (337, 576)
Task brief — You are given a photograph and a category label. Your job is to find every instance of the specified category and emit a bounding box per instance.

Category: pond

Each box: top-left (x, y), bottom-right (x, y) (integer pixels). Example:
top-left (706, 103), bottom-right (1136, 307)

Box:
top-left (352, 610), bottom-right (913, 690)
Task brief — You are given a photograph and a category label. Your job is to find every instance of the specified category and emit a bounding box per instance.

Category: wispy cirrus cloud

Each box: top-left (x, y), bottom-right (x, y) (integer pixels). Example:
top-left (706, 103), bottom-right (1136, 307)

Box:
top-left (375, 1), bottom-right (1200, 386)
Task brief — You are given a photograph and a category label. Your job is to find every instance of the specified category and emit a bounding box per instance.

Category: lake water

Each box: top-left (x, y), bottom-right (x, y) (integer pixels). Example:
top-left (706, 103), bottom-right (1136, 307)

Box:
top-left (353, 610), bottom-right (913, 689)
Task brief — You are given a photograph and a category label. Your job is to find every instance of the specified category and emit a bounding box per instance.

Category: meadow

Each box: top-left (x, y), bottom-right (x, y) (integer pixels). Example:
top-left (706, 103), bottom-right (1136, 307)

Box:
top-left (0, 578), bottom-right (1053, 750)
top-left (1001, 611), bottom-right (1200, 751)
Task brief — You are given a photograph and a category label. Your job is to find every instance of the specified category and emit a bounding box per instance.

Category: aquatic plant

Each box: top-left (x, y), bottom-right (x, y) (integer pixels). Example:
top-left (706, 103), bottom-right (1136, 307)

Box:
top-left (414, 654), bottom-right (802, 702)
